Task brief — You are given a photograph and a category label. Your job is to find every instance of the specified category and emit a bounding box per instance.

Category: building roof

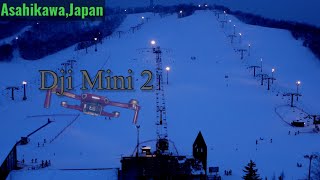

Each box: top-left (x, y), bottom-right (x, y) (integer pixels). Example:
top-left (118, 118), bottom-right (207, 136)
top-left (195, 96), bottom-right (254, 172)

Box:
top-left (193, 131), bottom-right (207, 148)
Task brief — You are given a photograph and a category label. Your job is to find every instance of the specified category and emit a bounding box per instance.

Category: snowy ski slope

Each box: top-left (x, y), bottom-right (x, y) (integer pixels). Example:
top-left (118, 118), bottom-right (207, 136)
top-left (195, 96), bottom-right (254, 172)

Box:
top-left (1, 10), bottom-right (320, 179)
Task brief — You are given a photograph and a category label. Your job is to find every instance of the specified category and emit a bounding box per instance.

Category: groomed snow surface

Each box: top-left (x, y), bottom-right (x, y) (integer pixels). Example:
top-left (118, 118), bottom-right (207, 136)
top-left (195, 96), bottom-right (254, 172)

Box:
top-left (1, 10), bottom-right (320, 179)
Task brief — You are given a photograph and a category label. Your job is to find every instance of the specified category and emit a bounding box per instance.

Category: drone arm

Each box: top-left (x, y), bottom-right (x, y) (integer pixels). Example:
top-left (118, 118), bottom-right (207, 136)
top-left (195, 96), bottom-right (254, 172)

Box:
top-left (108, 101), bottom-right (132, 109)
top-left (132, 107), bottom-right (140, 124)
top-left (44, 87), bottom-right (81, 108)
top-left (61, 102), bottom-right (83, 111)
top-left (108, 99), bottom-right (139, 110)
top-left (62, 91), bottom-right (81, 100)
top-left (44, 89), bottom-right (52, 108)
top-left (101, 111), bottom-right (120, 118)
top-left (107, 100), bottom-right (141, 124)
top-left (53, 87), bottom-right (81, 100)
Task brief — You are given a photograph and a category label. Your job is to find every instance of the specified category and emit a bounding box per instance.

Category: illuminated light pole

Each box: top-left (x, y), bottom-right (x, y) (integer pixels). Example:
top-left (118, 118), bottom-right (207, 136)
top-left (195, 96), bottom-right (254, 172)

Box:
top-left (15, 36), bottom-right (19, 40)
top-left (233, 25), bottom-right (236, 35)
top-left (239, 33), bottom-right (242, 44)
top-left (166, 66), bottom-right (170, 84)
top-left (260, 58), bottom-right (263, 72)
top-left (304, 154), bottom-right (318, 180)
top-left (271, 68), bottom-right (275, 84)
top-left (151, 40), bottom-right (156, 49)
top-left (22, 81), bottom-right (27, 100)
top-left (248, 44), bottom-right (251, 56)
top-left (179, 10), bottom-right (183, 18)
top-left (94, 37), bottom-right (98, 51)
top-left (151, 40), bottom-right (157, 53)
top-left (296, 80), bottom-right (301, 101)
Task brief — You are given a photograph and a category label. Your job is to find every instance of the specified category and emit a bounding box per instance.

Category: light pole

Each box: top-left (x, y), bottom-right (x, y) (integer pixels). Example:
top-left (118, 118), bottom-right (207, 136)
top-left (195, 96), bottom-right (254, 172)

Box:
top-left (166, 66), bottom-right (170, 84)
top-left (296, 80), bottom-right (301, 101)
top-left (233, 25), bottom-right (236, 35)
top-left (22, 81), bottom-right (27, 100)
top-left (239, 33), bottom-right (242, 44)
top-left (248, 44), bottom-right (251, 56)
top-left (151, 40), bottom-right (156, 52)
top-left (179, 10), bottom-right (183, 18)
top-left (136, 125), bottom-right (140, 157)
top-left (260, 58), bottom-right (263, 72)
top-left (271, 68), bottom-right (275, 84)
top-left (304, 154), bottom-right (318, 180)
top-left (94, 37), bottom-right (98, 51)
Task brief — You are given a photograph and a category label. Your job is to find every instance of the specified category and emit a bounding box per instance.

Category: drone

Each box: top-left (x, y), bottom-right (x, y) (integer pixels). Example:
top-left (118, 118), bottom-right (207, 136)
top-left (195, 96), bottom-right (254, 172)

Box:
top-left (44, 87), bottom-right (140, 124)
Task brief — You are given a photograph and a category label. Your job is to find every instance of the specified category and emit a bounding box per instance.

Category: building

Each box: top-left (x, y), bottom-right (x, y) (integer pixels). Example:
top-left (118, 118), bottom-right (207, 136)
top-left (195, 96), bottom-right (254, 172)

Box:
top-left (0, 143), bottom-right (18, 179)
top-left (193, 131), bottom-right (207, 175)
top-left (120, 132), bottom-right (207, 180)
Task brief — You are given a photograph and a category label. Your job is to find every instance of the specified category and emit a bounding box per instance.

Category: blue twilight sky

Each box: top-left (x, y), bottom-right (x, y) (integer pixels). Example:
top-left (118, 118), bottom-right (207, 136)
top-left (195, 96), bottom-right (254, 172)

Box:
top-left (106, 0), bottom-right (320, 26)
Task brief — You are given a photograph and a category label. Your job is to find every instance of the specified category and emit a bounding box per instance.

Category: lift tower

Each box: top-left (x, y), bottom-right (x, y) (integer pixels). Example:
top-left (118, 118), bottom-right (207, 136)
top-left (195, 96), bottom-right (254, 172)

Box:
top-left (153, 46), bottom-right (169, 154)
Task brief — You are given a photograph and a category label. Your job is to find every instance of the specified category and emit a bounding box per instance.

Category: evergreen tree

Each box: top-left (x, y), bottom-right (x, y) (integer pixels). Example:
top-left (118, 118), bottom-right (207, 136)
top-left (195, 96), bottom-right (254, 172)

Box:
top-left (242, 160), bottom-right (262, 180)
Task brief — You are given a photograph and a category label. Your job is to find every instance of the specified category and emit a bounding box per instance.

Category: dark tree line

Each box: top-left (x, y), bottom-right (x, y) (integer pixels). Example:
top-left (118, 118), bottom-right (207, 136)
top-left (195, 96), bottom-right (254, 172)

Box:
top-left (214, 5), bottom-right (320, 60)
top-left (16, 13), bottom-right (125, 60)
top-left (0, 44), bottom-right (13, 61)
top-left (0, 21), bottom-right (31, 39)
top-left (3, 4), bottom-right (319, 60)
top-left (118, 4), bottom-right (199, 18)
